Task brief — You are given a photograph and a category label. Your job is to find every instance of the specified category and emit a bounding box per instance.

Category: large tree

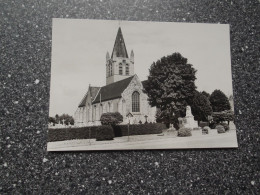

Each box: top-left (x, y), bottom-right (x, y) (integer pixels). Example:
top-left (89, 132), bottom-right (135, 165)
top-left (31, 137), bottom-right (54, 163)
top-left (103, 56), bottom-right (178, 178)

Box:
top-left (144, 52), bottom-right (197, 127)
top-left (201, 91), bottom-right (210, 99)
top-left (209, 89), bottom-right (231, 112)
top-left (191, 91), bottom-right (213, 123)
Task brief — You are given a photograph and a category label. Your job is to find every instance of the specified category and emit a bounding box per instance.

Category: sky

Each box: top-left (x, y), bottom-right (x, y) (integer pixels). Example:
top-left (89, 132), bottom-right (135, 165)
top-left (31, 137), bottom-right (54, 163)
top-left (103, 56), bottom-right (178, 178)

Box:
top-left (49, 19), bottom-right (233, 116)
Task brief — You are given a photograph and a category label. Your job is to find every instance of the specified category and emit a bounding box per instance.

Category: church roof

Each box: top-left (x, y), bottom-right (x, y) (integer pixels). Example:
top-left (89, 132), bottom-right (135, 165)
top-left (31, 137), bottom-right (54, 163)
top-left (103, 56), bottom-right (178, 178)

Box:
top-left (78, 86), bottom-right (100, 107)
top-left (92, 76), bottom-right (134, 104)
top-left (111, 27), bottom-right (129, 59)
top-left (141, 80), bottom-right (148, 92)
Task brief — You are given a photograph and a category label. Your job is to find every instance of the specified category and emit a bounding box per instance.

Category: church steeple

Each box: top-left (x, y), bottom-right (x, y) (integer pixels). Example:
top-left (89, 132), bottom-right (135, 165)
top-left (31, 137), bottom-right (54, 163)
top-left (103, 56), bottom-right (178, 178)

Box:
top-left (111, 27), bottom-right (128, 59)
top-left (106, 27), bottom-right (134, 85)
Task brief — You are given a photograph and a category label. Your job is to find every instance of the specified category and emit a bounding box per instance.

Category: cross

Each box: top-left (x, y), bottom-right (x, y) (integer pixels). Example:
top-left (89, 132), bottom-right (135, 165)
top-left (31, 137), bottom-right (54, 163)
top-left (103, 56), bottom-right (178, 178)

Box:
top-left (62, 119), bottom-right (65, 125)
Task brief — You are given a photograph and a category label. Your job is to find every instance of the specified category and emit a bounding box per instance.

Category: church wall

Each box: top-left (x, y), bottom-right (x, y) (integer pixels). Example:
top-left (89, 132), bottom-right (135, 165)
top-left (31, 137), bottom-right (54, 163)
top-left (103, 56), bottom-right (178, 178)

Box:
top-left (90, 98), bottom-right (120, 125)
top-left (75, 78), bottom-right (156, 126)
top-left (121, 75), bottom-right (156, 124)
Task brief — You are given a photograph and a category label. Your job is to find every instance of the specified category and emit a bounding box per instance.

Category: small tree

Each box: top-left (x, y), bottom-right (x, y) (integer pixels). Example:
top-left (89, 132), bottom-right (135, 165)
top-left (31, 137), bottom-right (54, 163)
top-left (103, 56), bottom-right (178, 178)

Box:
top-left (53, 114), bottom-right (74, 125)
top-left (55, 114), bottom-right (59, 123)
top-left (209, 90), bottom-right (231, 112)
top-left (191, 91), bottom-right (213, 124)
top-left (48, 117), bottom-right (56, 124)
top-left (100, 112), bottom-right (123, 126)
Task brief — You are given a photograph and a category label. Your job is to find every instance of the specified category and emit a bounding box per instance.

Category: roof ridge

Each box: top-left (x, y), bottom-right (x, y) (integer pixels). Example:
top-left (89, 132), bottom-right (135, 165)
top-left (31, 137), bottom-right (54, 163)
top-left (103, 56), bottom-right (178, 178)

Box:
top-left (104, 75), bottom-right (134, 87)
top-left (92, 88), bottom-right (101, 103)
top-left (92, 76), bottom-right (135, 104)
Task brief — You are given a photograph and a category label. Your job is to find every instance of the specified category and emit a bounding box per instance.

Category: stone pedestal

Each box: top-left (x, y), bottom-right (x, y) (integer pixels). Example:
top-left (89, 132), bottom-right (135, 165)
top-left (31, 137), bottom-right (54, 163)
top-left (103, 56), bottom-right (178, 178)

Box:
top-left (183, 106), bottom-right (198, 129)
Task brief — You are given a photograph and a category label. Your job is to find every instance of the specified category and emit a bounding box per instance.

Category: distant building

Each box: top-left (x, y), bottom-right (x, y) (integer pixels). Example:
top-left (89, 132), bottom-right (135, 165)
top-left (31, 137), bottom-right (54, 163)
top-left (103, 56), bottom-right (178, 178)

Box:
top-left (74, 27), bottom-right (156, 126)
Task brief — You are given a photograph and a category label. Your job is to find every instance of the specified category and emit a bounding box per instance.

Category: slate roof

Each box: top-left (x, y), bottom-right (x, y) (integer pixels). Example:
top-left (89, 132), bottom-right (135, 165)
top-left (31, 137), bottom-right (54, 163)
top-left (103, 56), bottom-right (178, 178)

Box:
top-left (78, 86), bottom-right (100, 107)
top-left (92, 76), bottom-right (134, 104)
top-left (141, 80), bottom-right (148, 93)
top-left (111, 27), bottom-right (128, 59)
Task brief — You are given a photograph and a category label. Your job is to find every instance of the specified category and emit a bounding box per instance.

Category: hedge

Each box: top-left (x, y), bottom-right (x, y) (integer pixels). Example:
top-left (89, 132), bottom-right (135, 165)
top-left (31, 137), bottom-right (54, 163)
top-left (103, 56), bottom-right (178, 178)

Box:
top-left (113, 123), bottom-right (167, 137)
top-left (96, 125), bottom-right (114, 141)
top-left (48, 123), bottom-right (167, 142)
top-left (48, 126), bottom-right (99, 142)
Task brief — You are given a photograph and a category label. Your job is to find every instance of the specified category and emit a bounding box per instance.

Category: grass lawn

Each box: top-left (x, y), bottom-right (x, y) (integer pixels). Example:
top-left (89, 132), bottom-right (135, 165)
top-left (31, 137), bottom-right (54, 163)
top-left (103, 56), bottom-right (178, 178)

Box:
top-left (47, 128), bottom-right (238, 151)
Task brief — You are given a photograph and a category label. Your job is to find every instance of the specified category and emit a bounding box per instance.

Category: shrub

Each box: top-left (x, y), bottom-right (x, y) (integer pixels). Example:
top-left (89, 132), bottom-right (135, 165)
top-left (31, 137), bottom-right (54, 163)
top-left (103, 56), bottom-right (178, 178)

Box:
top-left (178, 128), bottom-right (192, 137)
top-left (96, 125), bottom-right (115, 141)
top-left (202, 126), bottom-right (210, 134)
top-left (216, 125), bottom-right (225, 134)
top-left (220, 122), bottom-right (229, 131)
top-left (100, 112), bottom-right (123, 125)
top-left (209, 121), bottom-right (217, 129)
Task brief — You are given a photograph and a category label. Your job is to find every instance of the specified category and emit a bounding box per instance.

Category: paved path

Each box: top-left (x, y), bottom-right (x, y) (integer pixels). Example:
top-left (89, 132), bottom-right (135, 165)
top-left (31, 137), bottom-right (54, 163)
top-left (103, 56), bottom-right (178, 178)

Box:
top-left (47, 129), bottom-right (238, 151)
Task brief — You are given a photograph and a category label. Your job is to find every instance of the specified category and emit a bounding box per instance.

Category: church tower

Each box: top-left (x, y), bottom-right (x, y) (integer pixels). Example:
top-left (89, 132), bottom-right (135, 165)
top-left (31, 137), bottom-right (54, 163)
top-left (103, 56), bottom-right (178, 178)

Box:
top-left (106, 27), bottom-right (134, 85)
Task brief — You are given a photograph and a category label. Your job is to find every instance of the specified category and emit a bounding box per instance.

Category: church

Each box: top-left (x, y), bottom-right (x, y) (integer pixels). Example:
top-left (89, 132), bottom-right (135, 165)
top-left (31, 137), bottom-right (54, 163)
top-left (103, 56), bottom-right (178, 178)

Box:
top-left (74, 27), bottom-right (157, 126)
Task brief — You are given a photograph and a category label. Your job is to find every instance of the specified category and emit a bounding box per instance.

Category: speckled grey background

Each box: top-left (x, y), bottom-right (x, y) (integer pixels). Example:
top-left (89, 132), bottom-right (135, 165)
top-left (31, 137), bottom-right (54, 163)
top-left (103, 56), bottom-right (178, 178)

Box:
top-left (0, 0), bottom-right (259, 194)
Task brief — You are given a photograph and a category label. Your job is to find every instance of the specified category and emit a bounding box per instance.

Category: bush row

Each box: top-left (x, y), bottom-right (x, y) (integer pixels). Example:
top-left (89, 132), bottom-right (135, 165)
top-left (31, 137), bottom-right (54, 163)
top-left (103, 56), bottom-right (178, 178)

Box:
top-left (112, 123), bottom-right (166, 137)
top-left (48, 126), bottom-right (99, 142)
top-left (48, 123), bottom-right (167, 142)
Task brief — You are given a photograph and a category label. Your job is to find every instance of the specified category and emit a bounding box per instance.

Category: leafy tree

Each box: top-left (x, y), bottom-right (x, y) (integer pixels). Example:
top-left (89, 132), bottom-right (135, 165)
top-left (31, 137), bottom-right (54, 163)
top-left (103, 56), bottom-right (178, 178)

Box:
top-left (144, 53), bottom-right (197, 128)
top-left (48, 117), bottom-right (56, 124)
top-left (55, 114), bottom-right (59, 123)
top-left (201, 91), bottom-right (210, 99)
top-left (209, 90), bottom-right (231, 112)
top-left (100, 112), bottom-right (123, 126)
top-left (191, 91), bottom-right (213, 124)
top-left (59, 114), bottom-right (74, 125)
top-left (50, 114), bottom-right (74, 125)
top-left (212, 110), bottom-right (234, 124)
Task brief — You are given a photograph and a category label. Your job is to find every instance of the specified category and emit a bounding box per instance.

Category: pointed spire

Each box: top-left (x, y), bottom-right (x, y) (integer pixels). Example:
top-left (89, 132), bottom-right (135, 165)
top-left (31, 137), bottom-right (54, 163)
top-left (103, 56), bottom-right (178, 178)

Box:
top-left (106, 52), bottom-right (110, 61)
top-left (130, 50), bottom-right (134, 63)
top-left (111, 27), bottom-right (128, 59)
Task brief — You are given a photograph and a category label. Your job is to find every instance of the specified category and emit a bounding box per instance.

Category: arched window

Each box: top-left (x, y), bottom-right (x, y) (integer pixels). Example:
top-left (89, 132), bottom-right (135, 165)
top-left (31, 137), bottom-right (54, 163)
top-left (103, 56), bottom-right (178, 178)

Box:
top-left (109, 64), bottom-right (112, 76)
top-left (119, 63), bottom-right (123, 75)
top-left (108, 102), bottom-right (111, 112)
top-left (132, 91), bottom-right (140, 112)
top-left (125, 64), bottom-right (129, 75)
top-left (100, 104), bottom-right (103, 117)
top-left (93, 105), bottom-right (96, 121)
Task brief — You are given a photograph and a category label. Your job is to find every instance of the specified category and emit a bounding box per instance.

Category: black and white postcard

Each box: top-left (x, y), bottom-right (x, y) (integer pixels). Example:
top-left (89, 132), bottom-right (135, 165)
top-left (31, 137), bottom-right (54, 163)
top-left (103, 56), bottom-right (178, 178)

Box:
top-left (48, 19), bottom-right (238, 151)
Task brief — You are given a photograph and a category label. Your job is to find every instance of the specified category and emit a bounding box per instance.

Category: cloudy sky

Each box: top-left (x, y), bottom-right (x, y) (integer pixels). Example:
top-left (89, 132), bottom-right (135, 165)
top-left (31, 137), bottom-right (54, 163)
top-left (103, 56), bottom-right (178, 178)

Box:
top-left (49, 19), bottom-right (233, 116)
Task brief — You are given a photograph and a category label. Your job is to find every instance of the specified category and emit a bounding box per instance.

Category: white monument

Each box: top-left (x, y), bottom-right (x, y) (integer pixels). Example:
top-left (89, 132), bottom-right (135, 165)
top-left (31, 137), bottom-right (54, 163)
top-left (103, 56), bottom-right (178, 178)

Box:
top-left (183, 106), bottom-right (198, 129)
